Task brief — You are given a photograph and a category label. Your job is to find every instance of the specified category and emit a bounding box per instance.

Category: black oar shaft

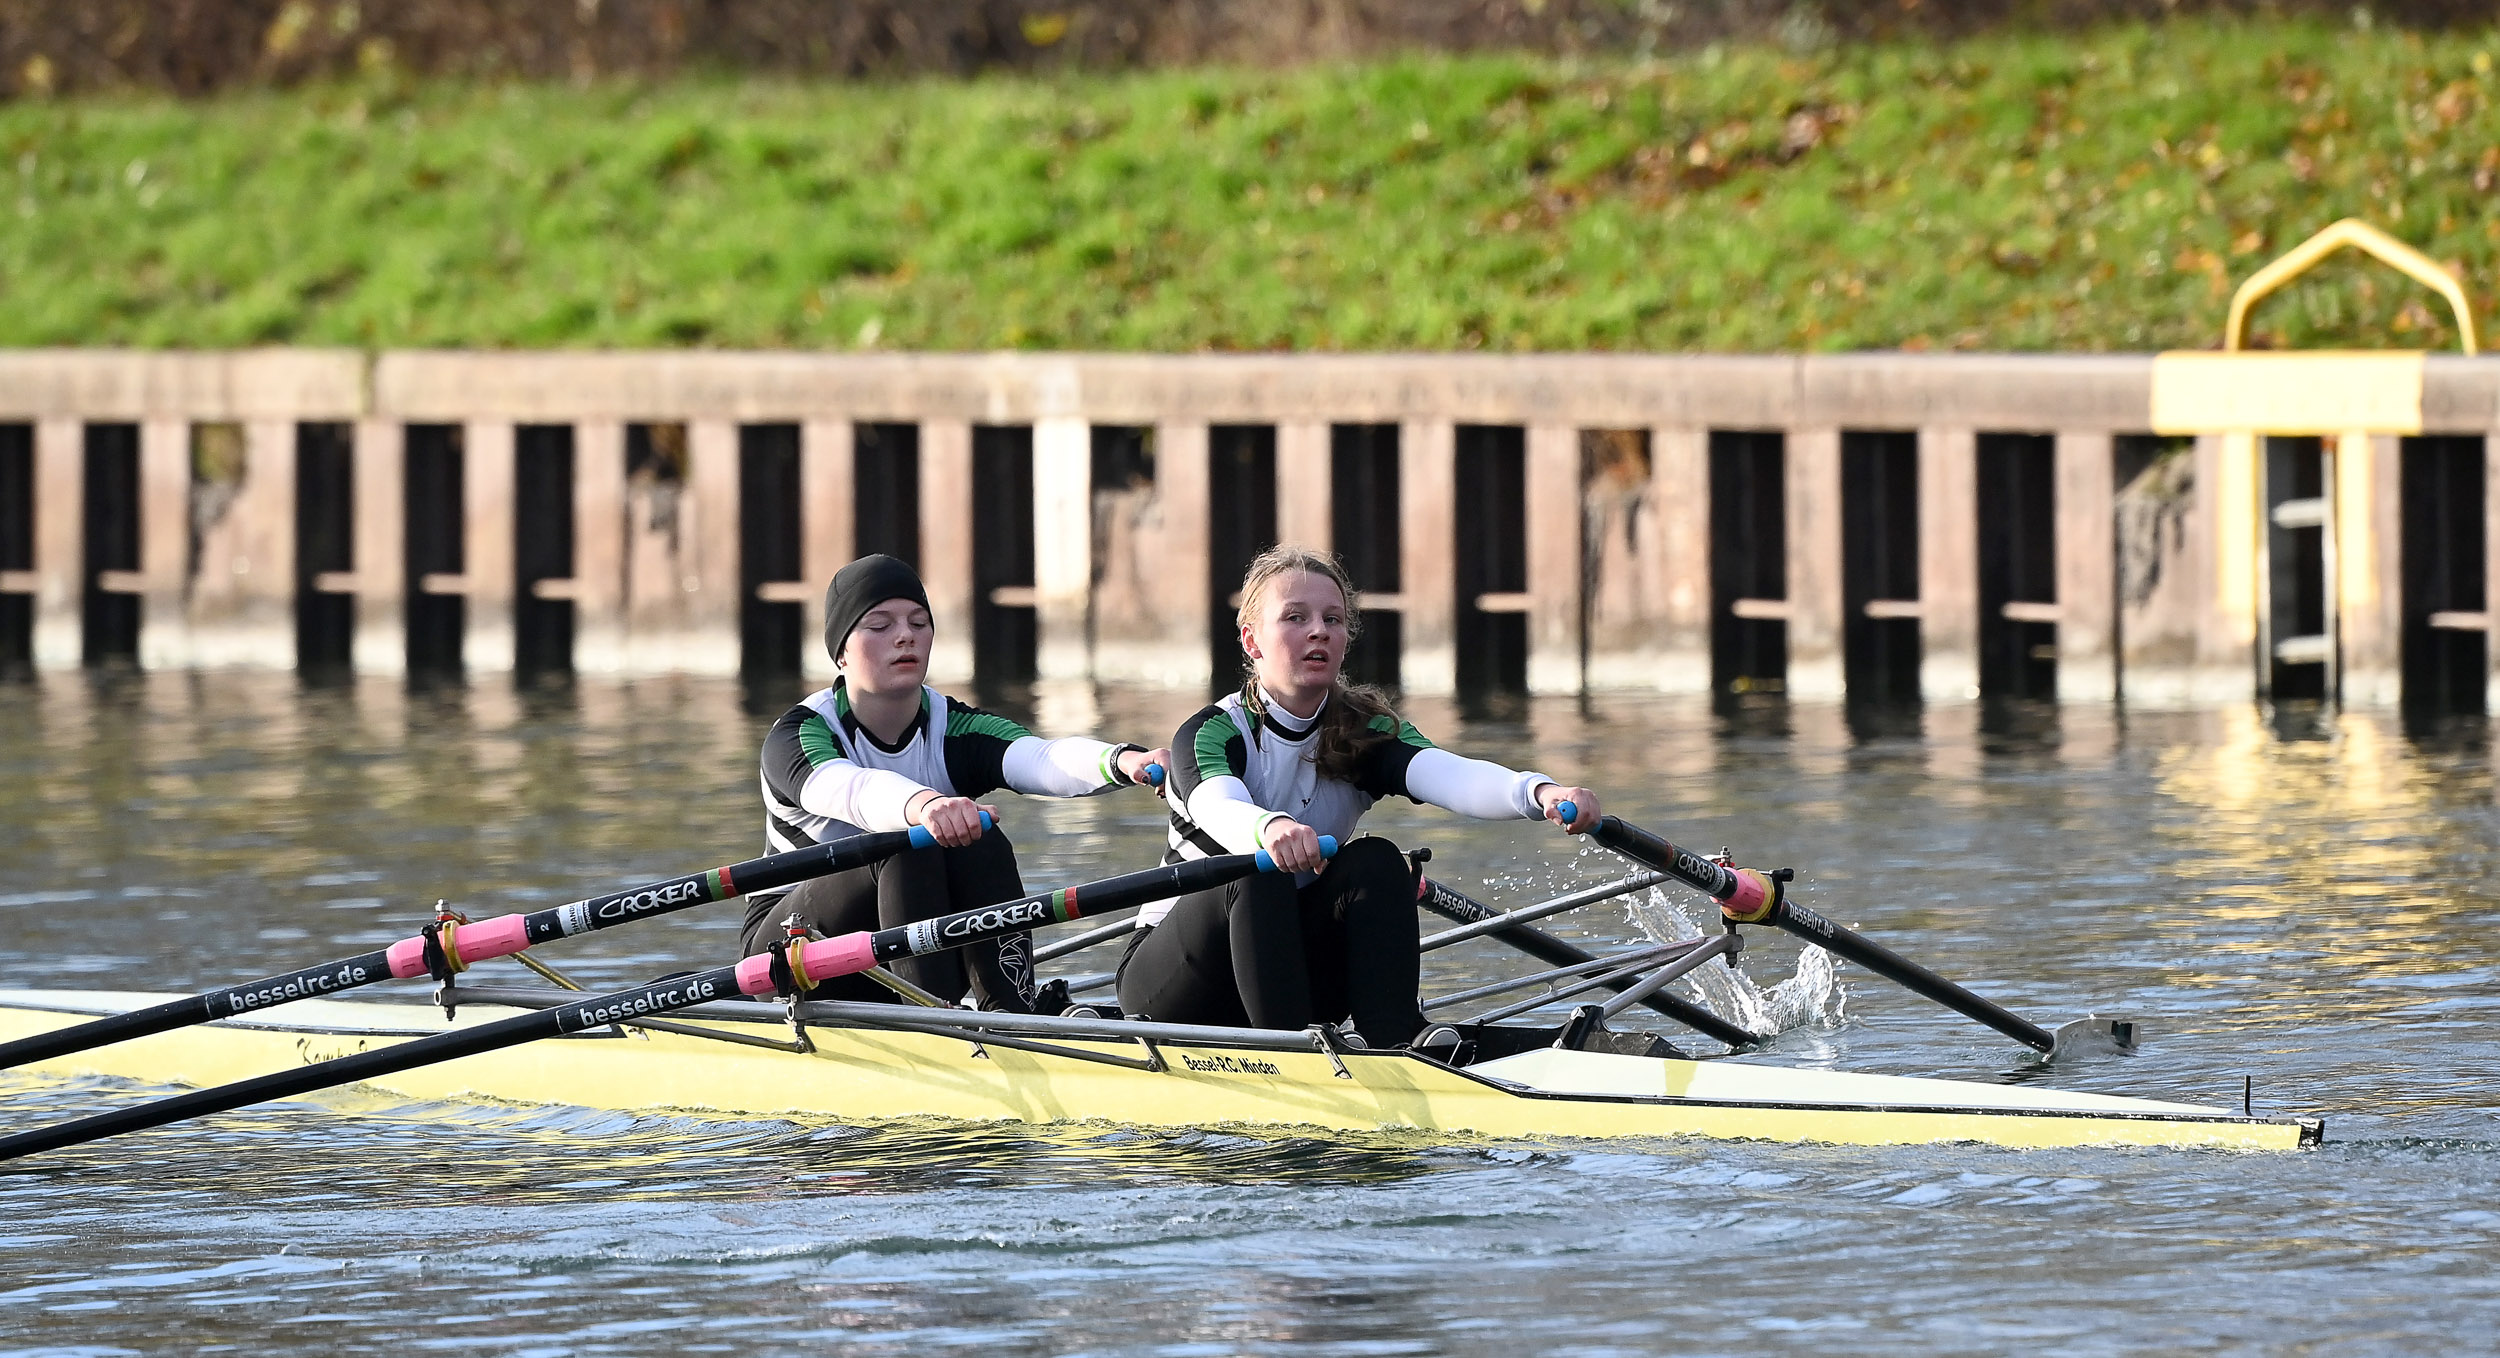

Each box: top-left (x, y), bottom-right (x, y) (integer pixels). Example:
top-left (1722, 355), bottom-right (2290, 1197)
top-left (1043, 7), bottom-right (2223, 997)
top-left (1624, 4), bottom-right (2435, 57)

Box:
top-left (0, 848), bottom-right (1297, 1163)
top-left (0, 968), bottom-right (748, 1163)
top-left (1586, 818), bottom-right (1756, 903)
top-left (0, 950), bottom-right (399, 1078)
top-left (861, 849), bottom-right (1296, 965)
top-left (1416, 878), bottom-right (1758, 1049)
top-left (0, 827), bottom-right (932, 1073)
top-left (1770, 900), bottom-right (2055, 1052)
top-left (1589, 816), bottom-right (2056, 1054)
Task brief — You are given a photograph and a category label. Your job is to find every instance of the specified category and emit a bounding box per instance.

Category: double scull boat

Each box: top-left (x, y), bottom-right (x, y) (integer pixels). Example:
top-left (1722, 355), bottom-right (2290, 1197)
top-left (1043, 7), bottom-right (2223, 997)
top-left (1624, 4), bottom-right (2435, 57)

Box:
top-left (0, 985), bottom-right (2319, 1151)
top-left (0, 815), bottom-right (2324, 1157)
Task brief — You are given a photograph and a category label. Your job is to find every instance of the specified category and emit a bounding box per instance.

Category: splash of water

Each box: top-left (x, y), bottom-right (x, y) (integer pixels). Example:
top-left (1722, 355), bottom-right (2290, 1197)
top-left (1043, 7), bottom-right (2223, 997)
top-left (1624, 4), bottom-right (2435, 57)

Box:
top-left (1625, 887), bottom-right (1846, 1039)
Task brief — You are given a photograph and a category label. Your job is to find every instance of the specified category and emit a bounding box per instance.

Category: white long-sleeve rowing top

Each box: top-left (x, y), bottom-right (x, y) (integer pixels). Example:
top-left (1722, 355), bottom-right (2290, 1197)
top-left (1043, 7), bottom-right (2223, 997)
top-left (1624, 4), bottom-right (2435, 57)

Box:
top-left (1155, 687), bottom-right (1554, 925)
top-left (752, 681), bottom-right (1138, 911)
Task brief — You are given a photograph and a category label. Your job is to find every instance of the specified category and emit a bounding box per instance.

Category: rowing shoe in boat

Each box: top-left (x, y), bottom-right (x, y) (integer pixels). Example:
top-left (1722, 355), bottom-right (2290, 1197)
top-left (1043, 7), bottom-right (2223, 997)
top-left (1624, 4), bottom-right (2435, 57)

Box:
top-left (0, 987), bottom-right (2322, 1152)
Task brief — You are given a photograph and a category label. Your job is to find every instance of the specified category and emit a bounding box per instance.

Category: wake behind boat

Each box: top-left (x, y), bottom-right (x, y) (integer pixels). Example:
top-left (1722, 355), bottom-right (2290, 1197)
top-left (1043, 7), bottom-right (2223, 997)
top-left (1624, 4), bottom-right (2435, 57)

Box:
top-left (0, 985), bottom-right (2319, 1152)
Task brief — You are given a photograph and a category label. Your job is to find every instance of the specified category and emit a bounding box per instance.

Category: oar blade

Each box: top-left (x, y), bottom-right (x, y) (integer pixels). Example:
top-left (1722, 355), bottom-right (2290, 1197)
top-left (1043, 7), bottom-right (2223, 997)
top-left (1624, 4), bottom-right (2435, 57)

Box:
top-left (2048, 1016), bottom-right (2139, 1060)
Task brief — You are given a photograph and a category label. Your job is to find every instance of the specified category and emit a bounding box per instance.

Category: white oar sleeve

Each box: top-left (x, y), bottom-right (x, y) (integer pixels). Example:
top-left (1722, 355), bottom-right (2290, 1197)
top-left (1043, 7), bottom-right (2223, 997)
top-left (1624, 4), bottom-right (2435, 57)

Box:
top-left (1001, 735), bottom-right (1128, 797)
top-left (1401, 747), bottom-right (1552, 821)
top-left (797, 761), bottom-right (931, 833)
top-left (1182, 774), bottom-right (1289, 854)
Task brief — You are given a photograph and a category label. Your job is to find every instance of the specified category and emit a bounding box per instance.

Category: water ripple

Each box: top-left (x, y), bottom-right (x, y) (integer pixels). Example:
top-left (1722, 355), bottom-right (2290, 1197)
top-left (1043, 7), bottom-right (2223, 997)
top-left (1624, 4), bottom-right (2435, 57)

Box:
top-left (2, 677), bottom-right (2497, 1354)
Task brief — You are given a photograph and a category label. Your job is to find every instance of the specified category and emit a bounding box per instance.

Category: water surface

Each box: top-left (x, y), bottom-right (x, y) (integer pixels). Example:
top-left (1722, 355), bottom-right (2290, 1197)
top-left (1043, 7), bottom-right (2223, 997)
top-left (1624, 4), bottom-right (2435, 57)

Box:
top-left (2, 674), bottom-right (2495, 1356)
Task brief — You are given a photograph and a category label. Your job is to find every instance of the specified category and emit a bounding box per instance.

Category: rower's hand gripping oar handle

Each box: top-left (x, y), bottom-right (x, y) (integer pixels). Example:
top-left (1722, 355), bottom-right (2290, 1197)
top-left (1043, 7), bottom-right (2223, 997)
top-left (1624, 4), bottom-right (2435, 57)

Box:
top-left (1251, 836), bottom-right (1329, 875)
top-left (744, 837), bottom-right (1334, 996)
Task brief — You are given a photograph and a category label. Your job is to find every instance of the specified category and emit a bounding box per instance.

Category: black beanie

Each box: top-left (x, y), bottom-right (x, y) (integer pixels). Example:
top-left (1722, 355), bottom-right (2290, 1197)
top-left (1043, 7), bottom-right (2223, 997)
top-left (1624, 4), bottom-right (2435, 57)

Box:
top-left (823, 554), bottom-right (932, 662)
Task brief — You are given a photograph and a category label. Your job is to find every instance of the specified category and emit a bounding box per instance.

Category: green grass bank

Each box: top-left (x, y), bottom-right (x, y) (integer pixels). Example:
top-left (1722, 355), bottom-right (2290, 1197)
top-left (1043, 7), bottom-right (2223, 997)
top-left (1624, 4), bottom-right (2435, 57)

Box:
top-left (5, 16), bottom-right (2499, 353)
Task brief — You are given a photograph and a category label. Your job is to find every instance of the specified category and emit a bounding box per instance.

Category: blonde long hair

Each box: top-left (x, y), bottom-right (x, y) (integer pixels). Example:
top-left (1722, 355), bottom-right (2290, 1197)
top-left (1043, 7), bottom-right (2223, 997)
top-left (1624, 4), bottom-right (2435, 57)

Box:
top-left (1235, 545), bottom-right (1400, 781)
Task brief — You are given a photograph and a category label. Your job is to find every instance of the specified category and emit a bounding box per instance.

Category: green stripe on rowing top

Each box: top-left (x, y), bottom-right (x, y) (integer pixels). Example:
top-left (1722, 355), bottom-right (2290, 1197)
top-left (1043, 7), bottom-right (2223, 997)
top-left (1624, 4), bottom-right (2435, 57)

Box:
top-left (946, 708), bottom-right (1032, 743)
top-left (1365, 713), bottom-right (1436, 750)
top-left (797, 713), bottom-right (844, 768)
top-left (1195, 714), bottom-right (1244, 776)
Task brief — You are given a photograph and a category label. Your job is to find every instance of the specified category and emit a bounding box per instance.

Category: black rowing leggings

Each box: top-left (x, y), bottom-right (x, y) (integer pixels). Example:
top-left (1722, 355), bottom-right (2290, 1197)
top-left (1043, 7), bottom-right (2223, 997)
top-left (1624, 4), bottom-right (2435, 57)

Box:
top-left (738, 830), bottom-right (1036, 1012)
top-left (1115, 836), bottom-right (1425, 1048)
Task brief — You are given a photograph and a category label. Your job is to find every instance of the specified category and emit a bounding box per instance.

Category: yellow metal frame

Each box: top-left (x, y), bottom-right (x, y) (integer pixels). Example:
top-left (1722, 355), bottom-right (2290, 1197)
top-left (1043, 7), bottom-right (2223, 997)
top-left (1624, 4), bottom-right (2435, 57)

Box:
top-left (2148, 218), bottom-right (2484, 702)
top-left (2151, 220), bottom-right (2481, 435)
top-left (2149, 351), bottom-right (2423, 435)
top-left (2222, 217), bottom-right (2478, 355)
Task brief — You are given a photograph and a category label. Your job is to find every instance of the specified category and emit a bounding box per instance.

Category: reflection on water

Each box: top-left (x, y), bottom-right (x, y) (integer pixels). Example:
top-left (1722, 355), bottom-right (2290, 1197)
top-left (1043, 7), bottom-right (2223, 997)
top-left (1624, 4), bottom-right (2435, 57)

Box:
top-left (3, 672), bottom-right (2500, 1354)
top-left (2146, 705), bottom-right (2500, 1022)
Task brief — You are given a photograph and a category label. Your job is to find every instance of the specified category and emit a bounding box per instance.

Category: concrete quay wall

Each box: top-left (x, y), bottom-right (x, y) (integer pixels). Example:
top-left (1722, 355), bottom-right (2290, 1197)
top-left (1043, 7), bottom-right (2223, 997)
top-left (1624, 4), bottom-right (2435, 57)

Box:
top-left (2, 348), bottom-right (2495, 710)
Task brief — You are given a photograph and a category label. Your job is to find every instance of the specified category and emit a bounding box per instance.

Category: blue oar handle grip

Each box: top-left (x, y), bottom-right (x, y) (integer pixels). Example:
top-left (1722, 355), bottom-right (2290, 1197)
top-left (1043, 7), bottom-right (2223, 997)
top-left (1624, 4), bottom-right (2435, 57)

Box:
top-left (904, 810), bottom-right (995, 850)
top-left (1253, 835), bottom-right (1339, 874)
top-left (1555, 800), bottom-right (1577, 826)
top-left (1143, 763), bottom-right (1165, 787)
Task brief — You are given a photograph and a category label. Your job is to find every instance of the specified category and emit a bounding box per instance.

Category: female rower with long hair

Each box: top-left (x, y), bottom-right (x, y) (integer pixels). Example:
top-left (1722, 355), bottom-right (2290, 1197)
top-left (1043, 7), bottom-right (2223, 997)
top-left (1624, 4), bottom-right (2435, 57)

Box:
top-left (1120, 546), bottom-right (1599, 1047)
top-left (742, 553), bottom-right (1170, 1013)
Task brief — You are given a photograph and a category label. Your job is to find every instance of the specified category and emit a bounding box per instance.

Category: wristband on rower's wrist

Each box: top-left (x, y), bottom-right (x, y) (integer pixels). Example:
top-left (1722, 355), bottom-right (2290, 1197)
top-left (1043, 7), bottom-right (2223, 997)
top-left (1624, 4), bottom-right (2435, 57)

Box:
top-left (1107, 743), bottom-right (1147, 786)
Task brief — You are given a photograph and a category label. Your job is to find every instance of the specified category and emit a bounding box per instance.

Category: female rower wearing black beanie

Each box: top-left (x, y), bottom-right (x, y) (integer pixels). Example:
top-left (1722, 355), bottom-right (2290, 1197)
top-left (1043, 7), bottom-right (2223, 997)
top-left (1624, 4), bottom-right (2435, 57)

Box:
top-left (739, 554), bottom-right (1171, 1012)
